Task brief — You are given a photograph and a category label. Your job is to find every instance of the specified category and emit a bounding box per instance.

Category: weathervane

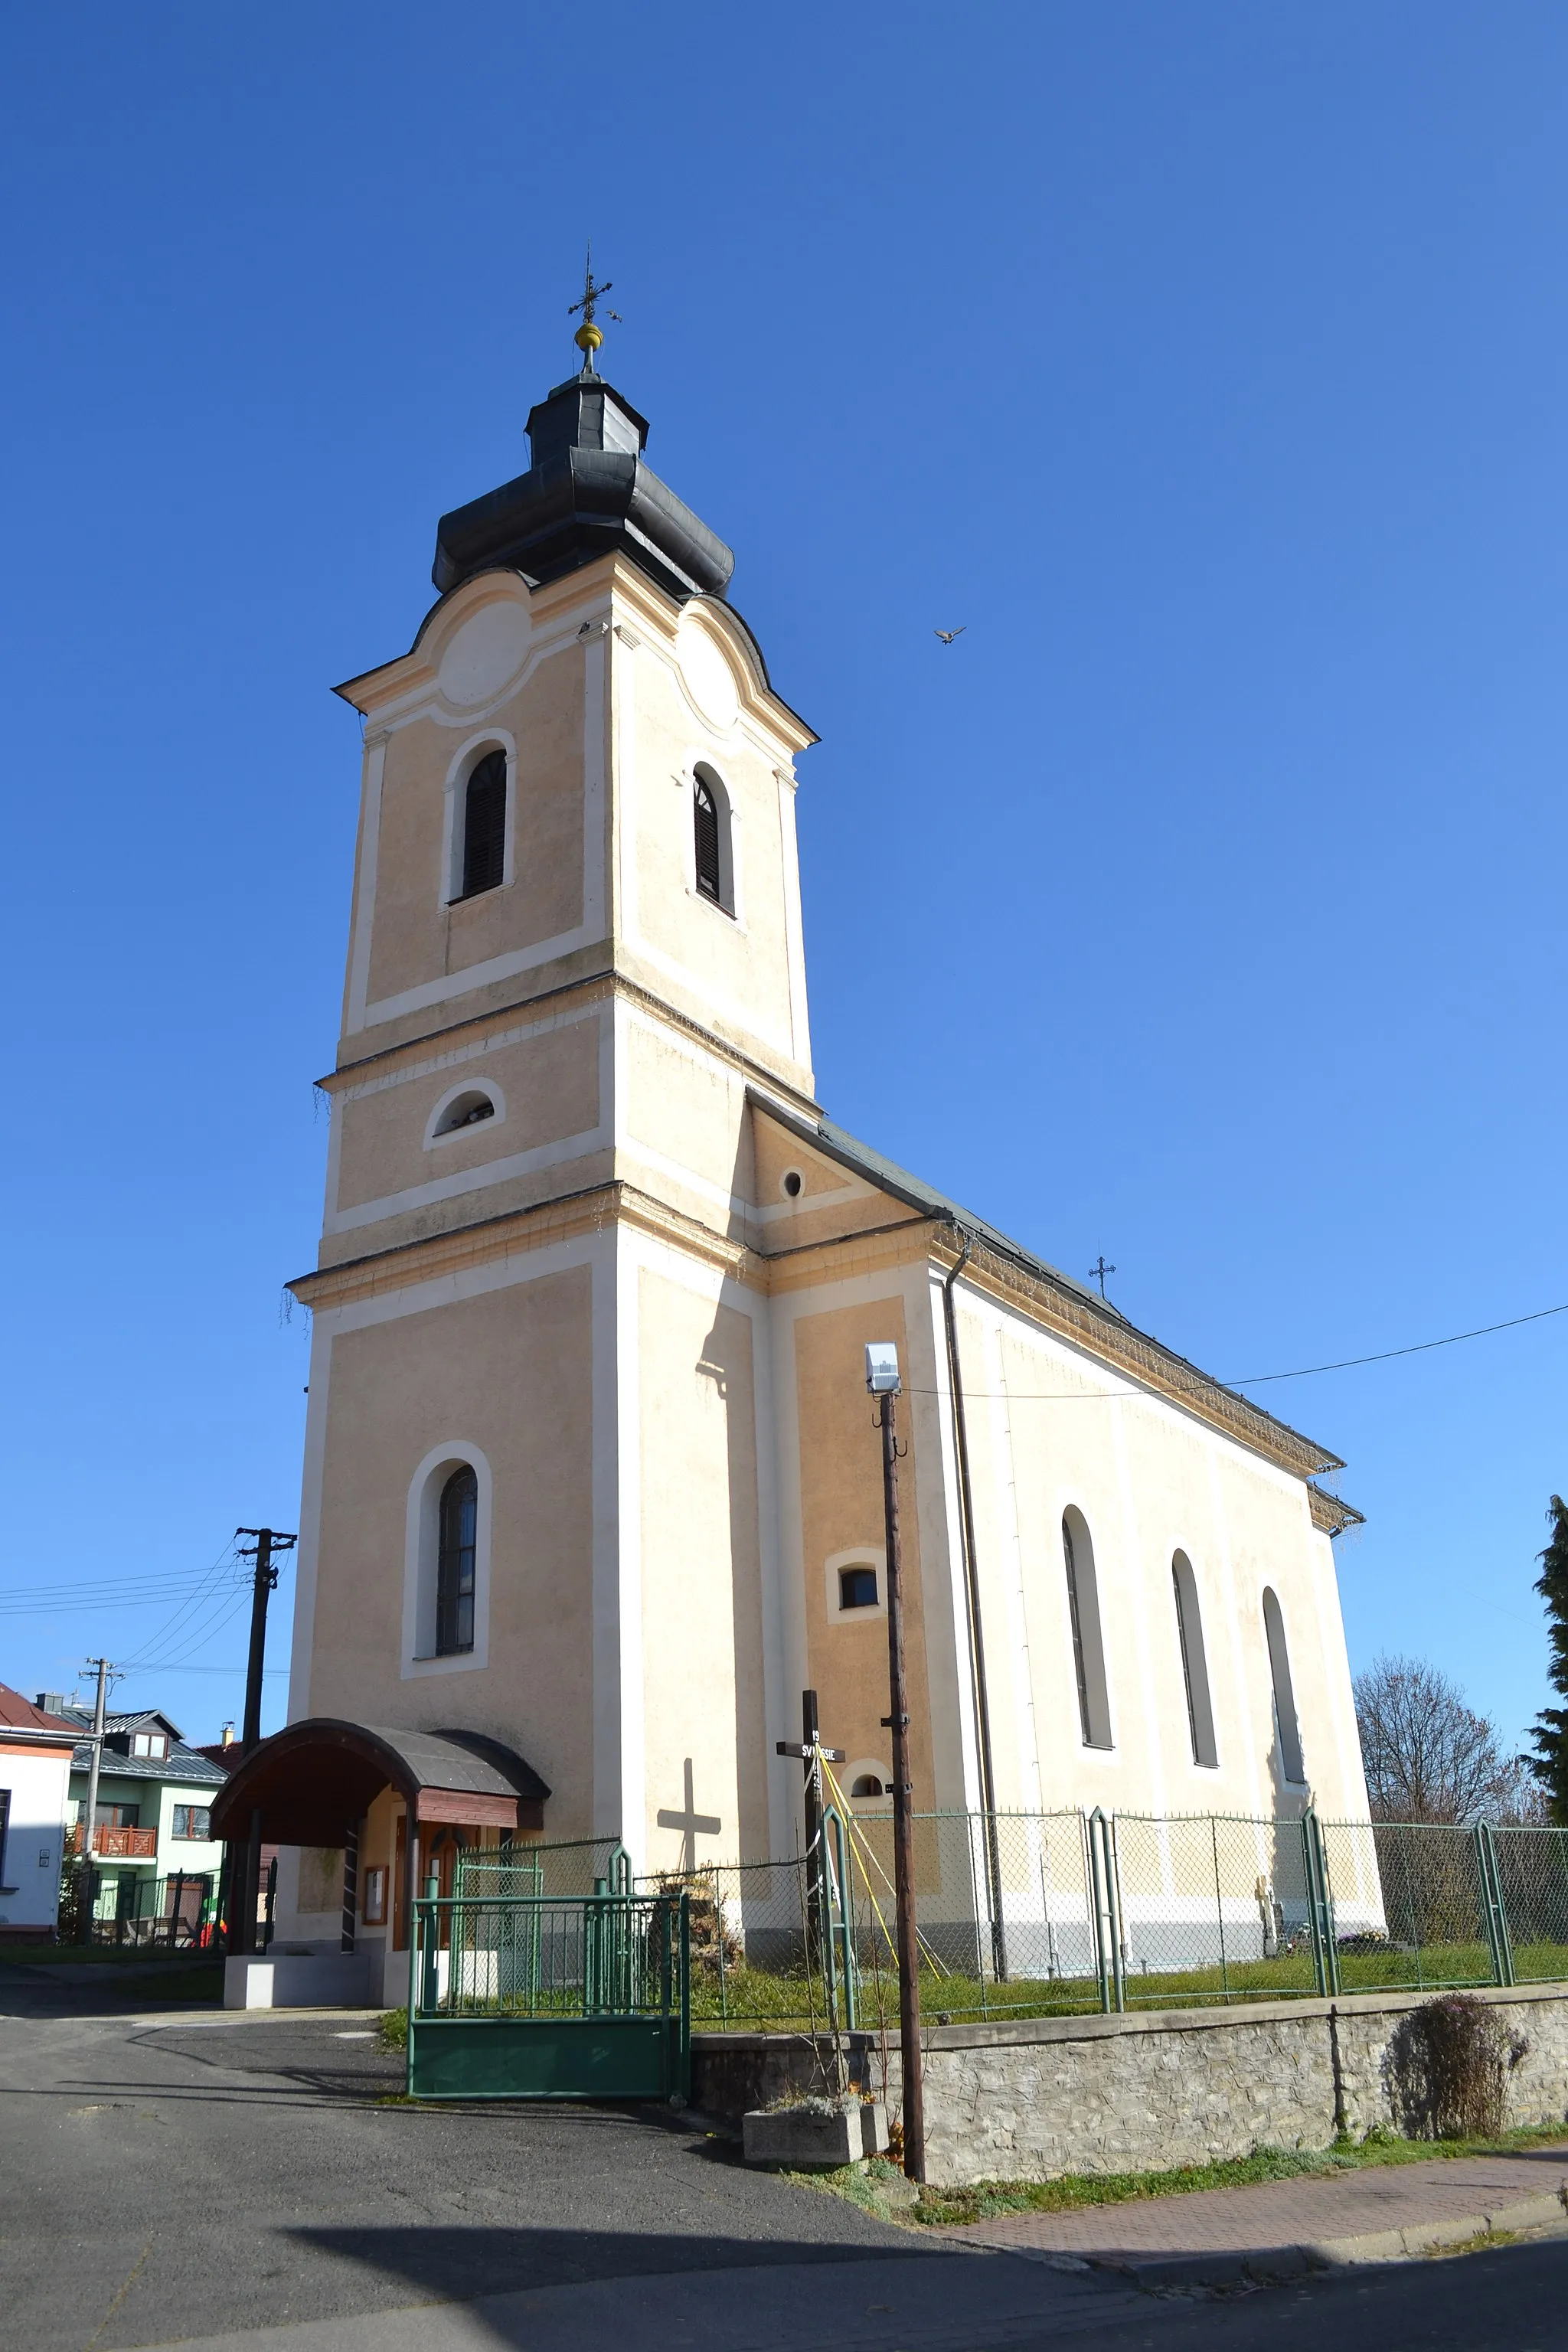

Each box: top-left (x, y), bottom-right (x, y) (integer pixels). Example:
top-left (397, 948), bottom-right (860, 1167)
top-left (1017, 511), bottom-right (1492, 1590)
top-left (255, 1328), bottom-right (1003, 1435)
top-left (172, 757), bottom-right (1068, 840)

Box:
top-left (568, 244), bottom-right (622, 373)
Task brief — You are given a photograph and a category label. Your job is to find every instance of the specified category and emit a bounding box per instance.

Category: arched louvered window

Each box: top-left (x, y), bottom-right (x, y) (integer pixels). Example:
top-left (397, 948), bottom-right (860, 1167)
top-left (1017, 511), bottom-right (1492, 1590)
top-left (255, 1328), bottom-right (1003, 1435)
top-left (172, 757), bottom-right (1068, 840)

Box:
top-left (694, 773), bottom-right (722, 903)
top-left (1171, 1552), bottom-right (1218, 1768)
top-left (1262, 1587), bottom-right (1305, 1785)
top-left (1062, 1509), bottom-right (1112, 1749)
top-left (460, 750), bottom-right (507, 899)
top-left (436, 1467), bottom-right (478, 1655)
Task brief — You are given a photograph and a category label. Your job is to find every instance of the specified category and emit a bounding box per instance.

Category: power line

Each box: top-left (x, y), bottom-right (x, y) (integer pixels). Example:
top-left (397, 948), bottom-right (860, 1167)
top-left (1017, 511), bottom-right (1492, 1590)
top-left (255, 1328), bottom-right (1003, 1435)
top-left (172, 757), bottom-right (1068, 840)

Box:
top-left (129, 1591), bottom-right (252, 1675)
top-left (1226, 1298), bottom-right (1568, 1387)
top-left (111, 1663), bottom-right (290, 1678)
top-left (0, 1580), bottom-right (243, 1619)
top-left (118, 1537), bottom-right (254, 1671)
top-left (910, 1296), bottom-right (1568, 1404)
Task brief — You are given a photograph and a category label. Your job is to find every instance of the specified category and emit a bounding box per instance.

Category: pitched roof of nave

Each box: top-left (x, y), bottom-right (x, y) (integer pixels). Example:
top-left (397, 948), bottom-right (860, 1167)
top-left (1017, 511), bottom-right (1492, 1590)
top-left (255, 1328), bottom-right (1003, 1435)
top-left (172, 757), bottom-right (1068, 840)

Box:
top-left (752, 1093), bottom-right (1357, 1509)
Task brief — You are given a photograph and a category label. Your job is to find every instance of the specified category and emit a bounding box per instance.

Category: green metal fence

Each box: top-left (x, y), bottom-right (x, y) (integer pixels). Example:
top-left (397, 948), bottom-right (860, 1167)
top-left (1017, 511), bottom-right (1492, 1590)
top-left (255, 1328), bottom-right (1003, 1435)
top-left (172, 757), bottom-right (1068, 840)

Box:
top-left (658, 1808), bottom-right (1568, 2035)
top-left (455, 1836), bottom-right (631, 1903)
top-left (407, 1883), bottom-right (690, 2101)
top-left (87, 1869), bottom-right (219, 1951)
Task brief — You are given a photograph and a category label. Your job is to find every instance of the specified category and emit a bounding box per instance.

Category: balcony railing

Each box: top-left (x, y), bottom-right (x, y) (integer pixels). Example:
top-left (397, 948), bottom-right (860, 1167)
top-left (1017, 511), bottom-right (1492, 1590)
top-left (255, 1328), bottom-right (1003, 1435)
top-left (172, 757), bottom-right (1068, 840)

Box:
top-left (68, 1824), bottom-right (158, 1859)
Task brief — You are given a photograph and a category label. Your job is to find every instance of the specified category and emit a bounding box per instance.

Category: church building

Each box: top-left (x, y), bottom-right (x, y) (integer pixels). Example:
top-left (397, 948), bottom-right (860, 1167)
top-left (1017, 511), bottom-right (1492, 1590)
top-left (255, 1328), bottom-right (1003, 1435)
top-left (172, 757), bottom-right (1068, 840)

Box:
top-left (220, 316), bottom-right (1372, 1993)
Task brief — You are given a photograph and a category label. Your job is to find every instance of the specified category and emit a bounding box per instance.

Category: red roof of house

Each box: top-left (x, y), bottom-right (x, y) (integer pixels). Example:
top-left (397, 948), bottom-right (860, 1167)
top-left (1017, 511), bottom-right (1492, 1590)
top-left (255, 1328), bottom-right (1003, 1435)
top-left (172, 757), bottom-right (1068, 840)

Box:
top-left (0, 1683), bottom-right (80, 1740)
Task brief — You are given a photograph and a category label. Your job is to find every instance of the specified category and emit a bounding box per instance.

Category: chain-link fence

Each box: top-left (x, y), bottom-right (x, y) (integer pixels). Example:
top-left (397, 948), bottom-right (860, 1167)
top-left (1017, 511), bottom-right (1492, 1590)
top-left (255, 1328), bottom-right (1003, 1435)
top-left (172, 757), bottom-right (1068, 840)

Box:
top-left (1318, 1819), bottom-right (1494, 1994)
top-left (837, 1808), bottom-right (1105, 2020)
top-left (1488, 1824), bottom-right (1568, 1983)
top-left (633, 1853), bottom-right (839, 2032)
top-left (456, 1837), bottom-right (630, 1903)
top-left (1101, 1811), bottom-right (1322, 2006)
top-left (658, 1808), bottom-right (1568, 2033)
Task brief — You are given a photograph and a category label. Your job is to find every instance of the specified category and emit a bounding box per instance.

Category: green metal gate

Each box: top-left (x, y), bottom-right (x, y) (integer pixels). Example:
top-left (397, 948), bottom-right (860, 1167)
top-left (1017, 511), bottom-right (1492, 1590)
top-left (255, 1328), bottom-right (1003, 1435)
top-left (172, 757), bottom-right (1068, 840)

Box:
top-left (407, 1881), bottom-right (690, 2102)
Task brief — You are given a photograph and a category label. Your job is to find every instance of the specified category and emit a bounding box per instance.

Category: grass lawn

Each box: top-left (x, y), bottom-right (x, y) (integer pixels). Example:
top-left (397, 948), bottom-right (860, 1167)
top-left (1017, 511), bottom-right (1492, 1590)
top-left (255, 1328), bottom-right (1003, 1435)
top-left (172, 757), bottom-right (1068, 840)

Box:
top-left (384, 1945), bottom-right (1568, 2038)
top-left (686, 1940), bottom-right (1568, 2030)
top-left (786, 2122), bottom-right (1568, 2230)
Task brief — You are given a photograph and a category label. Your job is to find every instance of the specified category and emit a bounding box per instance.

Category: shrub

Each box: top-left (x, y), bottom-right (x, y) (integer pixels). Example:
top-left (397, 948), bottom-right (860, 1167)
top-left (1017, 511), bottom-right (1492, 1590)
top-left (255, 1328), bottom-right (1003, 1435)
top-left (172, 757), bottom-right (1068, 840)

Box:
top-left (1384, 1994), bottom-right (1529, 2139)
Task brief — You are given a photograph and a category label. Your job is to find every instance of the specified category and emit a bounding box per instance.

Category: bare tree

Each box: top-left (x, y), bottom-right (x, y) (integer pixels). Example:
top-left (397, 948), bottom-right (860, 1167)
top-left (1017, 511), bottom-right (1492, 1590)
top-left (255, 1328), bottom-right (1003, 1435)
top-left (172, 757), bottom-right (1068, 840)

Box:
top-left (1353, 1655), bottom-right (1534, 1824)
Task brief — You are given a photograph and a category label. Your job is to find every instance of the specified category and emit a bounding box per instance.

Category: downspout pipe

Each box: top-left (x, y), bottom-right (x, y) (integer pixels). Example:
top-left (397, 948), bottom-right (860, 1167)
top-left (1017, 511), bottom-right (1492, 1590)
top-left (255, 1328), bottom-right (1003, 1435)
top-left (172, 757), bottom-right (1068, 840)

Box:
top-left (941, 1224), bottom-right (1007, 1979)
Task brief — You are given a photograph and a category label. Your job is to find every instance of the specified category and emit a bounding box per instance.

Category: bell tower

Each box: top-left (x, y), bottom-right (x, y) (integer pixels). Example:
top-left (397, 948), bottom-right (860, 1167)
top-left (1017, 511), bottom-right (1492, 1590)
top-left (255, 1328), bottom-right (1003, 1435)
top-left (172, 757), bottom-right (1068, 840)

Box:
top-left (288, 322), bottom-right (819, 1878)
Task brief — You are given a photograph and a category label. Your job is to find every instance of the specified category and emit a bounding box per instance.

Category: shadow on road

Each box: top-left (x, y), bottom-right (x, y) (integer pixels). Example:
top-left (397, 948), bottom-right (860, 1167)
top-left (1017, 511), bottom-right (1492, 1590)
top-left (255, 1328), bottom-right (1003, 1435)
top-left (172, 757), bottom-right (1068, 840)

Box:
top-left (288, 2223), bottom-right (942, 2302)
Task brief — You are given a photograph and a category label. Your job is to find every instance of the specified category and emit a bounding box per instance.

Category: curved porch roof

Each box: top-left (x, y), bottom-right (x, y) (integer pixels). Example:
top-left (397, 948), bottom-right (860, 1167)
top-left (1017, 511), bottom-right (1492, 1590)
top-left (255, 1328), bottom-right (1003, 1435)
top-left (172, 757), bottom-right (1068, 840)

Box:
top-left (208, 1719), bottom-right (550, 1847)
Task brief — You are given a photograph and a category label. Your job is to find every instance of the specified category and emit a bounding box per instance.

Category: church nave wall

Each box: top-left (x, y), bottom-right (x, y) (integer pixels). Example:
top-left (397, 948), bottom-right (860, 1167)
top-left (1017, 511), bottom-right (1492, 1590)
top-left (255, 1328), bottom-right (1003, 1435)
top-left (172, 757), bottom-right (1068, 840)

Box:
top-left (300, 1259), bottom-right (597, 1836)
top-left (790, 1294), bottom-right (949, 1824)
top-left (937, 1290), bottom-right (1367, 1829)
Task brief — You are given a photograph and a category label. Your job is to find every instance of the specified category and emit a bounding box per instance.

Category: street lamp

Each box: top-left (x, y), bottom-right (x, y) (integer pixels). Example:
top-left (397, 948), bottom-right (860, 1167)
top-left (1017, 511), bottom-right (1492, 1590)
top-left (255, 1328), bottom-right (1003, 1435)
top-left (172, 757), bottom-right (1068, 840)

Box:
top-left (865, 1341), bottom-right (925, 2181)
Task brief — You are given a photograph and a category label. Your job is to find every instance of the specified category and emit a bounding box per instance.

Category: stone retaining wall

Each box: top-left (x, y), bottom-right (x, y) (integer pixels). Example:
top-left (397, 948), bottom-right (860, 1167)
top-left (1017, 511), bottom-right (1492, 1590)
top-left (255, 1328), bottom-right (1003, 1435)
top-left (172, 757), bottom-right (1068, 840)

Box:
top-left (691, 1983), bottom-right (1568, 2187)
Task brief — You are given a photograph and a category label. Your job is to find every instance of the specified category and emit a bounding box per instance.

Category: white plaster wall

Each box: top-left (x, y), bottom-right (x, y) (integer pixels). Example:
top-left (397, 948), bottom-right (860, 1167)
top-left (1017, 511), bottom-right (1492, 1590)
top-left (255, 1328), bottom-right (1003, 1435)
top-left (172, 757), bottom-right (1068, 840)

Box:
top-left (0, 1749), bottom-right (72, 1933)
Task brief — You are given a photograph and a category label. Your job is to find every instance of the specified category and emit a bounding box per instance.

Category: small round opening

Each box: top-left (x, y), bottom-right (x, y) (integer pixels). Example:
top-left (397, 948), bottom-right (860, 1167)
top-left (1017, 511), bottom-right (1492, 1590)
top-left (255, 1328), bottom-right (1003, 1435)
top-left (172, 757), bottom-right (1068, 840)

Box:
top-left (436, 1089), bottom-right (498, 1137)
top-left (781, 1169), bottom-right (803, 1199)
top-left (850, 1774), bottom-right (885, 1798)
top-left (838, 1564), bottom-right (879, 1611)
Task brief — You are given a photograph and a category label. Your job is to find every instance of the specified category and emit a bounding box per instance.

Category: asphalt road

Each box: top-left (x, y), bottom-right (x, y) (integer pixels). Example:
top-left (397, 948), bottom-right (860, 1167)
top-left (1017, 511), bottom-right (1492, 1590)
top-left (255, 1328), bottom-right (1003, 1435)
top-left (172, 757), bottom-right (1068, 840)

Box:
top-left (2, 1970), bottom-right (1566, 2352)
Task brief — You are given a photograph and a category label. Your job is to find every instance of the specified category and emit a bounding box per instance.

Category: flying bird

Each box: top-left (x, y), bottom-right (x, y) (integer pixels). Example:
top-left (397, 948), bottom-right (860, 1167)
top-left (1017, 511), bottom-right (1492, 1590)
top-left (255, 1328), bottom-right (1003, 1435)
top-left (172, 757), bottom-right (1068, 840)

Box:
top-left (933, 628), bottom-right (966, 645)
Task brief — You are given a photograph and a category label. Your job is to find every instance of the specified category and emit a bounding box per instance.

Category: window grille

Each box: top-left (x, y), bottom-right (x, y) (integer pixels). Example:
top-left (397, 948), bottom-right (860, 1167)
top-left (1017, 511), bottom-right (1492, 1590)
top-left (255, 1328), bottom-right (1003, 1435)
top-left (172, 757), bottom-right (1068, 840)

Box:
top-left (1170, 1553), bottom-right (1218, 1768)
top-left (460, 751), bottom-right (507, 898)
top-left (694, 776), bottom-right (721, 903)
top-left (436, 1467), bottom-right (478, 1655)
top-left (1263, 1587), bottom-right (1305, 1785)
top-left (1063, 1517), bottom-right (1093, 1744)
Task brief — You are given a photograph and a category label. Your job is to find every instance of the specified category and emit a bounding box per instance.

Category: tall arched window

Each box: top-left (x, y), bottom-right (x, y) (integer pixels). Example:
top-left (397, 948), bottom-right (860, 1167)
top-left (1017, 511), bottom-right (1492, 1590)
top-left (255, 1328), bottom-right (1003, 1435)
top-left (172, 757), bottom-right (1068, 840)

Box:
top-left (1171, 1552), bottom-right (1218, 1768)
top-left (1262, 1587), bottom-right (1305, 1785)
top-left (459, 750), bottom-right (507, 899)
top-left (694, 773), bottom-right (722, 903)
top-left (436, 1467), bottom-right (478, 1655)
top-left (1062, 1509), bottom-right (1112, 1749)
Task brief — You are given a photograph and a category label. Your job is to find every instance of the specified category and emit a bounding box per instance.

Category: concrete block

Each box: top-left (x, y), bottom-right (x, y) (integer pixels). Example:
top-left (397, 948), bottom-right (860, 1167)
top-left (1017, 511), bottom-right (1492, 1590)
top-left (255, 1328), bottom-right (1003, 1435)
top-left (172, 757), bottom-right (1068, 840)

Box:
top-left (224, 1952), bottom-right (374, 2010)
top-left (742, 2102), bottom-right (889, 2170)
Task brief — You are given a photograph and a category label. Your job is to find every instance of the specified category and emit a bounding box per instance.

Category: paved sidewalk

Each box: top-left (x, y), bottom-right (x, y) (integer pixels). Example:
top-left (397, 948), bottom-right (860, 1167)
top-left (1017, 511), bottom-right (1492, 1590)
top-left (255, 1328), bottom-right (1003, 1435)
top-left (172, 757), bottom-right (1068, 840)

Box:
top-left (935, 2142), bottom-right (1568, 2285)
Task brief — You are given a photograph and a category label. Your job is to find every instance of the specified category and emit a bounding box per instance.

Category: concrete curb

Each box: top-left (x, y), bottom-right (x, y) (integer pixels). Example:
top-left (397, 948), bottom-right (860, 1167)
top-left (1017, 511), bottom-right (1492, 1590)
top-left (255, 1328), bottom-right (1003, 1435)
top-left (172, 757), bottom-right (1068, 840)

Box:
top-left (995, 2186), bottom-right (1568, 2289)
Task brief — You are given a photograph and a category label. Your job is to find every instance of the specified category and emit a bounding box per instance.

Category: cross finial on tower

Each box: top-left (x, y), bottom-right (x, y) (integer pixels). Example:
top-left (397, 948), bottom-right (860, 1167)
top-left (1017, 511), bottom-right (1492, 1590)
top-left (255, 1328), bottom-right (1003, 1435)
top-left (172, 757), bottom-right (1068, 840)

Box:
top-left (568, 243), bottom-right (622, 374)
top-left (1089, 1255), bottom-right (1117, 1301)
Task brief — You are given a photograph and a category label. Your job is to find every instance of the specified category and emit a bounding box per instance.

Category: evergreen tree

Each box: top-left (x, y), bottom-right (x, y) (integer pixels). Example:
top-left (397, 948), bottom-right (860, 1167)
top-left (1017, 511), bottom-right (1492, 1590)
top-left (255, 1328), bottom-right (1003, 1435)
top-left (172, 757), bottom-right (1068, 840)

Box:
top-left (1526, 1494), bottom-right (1568, 1822)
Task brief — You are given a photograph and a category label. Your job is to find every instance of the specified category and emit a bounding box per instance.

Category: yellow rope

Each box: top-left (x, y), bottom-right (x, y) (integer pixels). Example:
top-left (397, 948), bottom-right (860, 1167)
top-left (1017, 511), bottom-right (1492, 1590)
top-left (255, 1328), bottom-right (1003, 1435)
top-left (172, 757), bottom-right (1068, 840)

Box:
top-left (820, 1761), bottom-right (950, 1978)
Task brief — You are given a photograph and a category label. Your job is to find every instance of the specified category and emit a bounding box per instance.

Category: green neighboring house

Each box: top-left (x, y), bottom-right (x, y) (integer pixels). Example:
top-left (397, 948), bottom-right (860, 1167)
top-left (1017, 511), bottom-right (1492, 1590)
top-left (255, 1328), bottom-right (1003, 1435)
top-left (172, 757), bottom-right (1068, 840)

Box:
top-left (46, 1700), bottom-right (228, 1939)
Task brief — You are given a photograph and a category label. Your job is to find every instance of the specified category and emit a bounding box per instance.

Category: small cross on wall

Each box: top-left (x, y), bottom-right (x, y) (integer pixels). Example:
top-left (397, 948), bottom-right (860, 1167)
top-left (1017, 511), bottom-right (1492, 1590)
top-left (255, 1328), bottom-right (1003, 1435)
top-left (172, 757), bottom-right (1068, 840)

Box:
top-left (655, 1756), bottom-right (722, 1873)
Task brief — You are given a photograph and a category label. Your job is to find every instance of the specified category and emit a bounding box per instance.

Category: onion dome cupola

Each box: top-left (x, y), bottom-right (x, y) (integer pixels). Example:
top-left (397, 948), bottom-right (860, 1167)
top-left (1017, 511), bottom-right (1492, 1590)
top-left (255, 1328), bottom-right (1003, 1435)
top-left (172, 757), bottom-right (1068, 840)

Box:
top-left (432, 364), bottom-right (734, 603)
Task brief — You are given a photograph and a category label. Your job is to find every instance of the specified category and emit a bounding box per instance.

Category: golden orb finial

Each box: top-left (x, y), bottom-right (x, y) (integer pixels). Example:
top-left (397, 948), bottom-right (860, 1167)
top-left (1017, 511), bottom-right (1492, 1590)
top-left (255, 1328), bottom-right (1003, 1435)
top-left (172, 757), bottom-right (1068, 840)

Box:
top-left (567, 244), bottom-right (620, 374)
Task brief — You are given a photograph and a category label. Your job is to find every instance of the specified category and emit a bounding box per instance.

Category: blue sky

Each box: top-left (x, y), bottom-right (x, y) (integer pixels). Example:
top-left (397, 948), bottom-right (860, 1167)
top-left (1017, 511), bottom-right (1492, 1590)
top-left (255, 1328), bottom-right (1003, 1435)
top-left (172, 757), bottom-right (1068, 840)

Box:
top-left (2, 5), bottom-right (1563, 1757)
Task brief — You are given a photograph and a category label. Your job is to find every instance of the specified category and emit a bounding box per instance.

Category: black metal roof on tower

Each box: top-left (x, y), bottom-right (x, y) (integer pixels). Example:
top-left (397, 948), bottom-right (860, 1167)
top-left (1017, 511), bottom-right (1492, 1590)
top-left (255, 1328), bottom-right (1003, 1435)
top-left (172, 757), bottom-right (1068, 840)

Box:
top-left (432, 368), bottom-right (734, 604)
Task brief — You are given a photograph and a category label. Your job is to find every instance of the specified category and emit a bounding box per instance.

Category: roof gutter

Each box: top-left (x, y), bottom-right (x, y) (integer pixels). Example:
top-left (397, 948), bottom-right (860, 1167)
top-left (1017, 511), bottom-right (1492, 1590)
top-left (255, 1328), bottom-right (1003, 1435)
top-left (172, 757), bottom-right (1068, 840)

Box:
top-left (940, 1223), bottom-right (1007, 1978)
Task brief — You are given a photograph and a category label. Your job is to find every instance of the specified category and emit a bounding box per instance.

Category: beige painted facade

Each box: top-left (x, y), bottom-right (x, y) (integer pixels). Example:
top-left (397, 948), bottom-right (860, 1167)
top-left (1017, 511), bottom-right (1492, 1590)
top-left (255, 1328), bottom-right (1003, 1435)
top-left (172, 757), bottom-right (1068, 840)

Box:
top-left (279, 400), bottom-right (1370, 1970)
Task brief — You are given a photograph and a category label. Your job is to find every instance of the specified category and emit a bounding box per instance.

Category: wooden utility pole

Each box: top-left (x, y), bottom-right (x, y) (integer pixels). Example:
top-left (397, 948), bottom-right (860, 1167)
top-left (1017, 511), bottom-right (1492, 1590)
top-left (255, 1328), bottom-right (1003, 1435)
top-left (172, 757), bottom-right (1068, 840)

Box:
top-left (77, 1658), bottom-right (112, 1939)
top-left (236, 1527), bottom-right (295, 1756)
top-left (230, 1527), bottom-right (296, 1955)
top-left (867, 1342), bottom-right (925, 2182)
